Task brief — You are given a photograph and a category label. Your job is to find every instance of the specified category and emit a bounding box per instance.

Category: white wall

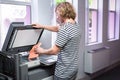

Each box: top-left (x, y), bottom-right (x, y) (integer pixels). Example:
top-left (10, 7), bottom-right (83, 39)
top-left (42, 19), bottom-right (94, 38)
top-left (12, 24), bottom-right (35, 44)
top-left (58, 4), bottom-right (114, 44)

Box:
top-left (75, 0), bottom-right (90, 80)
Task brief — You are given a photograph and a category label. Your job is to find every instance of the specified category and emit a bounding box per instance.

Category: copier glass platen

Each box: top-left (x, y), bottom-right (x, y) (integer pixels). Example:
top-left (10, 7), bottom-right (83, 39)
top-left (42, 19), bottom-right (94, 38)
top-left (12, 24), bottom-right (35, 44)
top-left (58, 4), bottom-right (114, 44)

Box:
top-left (0, 22), bottom-right (55, 80)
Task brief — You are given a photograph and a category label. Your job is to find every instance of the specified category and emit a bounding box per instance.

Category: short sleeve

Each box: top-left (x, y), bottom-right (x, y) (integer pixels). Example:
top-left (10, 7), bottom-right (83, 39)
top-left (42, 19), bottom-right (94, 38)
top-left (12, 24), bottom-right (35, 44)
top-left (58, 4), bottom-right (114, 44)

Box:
top-left (55, 28), bottom-right (69, 48)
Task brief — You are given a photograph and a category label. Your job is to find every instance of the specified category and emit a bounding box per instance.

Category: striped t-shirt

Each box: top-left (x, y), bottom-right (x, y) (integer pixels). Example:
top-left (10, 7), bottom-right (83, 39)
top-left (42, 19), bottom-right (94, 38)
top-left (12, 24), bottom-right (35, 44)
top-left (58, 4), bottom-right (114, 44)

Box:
top-left (55, 22), bottom-right (82, 78)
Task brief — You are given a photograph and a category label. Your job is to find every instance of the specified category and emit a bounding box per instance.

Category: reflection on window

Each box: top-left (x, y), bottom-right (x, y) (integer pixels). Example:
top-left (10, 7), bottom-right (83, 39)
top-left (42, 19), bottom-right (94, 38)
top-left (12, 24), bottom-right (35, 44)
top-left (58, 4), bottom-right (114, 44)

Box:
top-left (108, 12), bottom-right (115, 39)
top-left (108, 0), bottom-right (116, 40)
top-left (0, 4), bottom-right (31, 50)
top-left (55, 0), bottom-right (73, 5)
top-left (55, 0), bottom-right (65, 4)
top-left (109, 0), bottom-right (115, 11)
top-left (87, 0), bottom-right (98, 44)
top-left (88, 10), bottom-right (98, 43)
top-left (89, 0), bottom-right (97, 9)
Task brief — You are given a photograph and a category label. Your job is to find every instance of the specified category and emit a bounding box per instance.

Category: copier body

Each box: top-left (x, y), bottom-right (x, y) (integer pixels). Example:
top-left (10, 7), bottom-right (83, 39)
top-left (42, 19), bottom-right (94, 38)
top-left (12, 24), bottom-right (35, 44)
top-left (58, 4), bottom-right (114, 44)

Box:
top-left (0, 22), bottom-right (55, 80)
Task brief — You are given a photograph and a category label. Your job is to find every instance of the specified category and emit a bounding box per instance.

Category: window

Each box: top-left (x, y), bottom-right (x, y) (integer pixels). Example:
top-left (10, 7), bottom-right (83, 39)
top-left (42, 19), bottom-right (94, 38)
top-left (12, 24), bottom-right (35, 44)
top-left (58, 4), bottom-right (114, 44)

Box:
top-left (87, 0), bottom-right (99, 44)
top-left (7, 0), bottom-right (31, 2)
top-left (108, 0), bottom-right (119, 40)
top-left (52, 0), bottom-right (73, 45)
top-left (55, 0), bottom-right (73, 4)
top-left (0, 1), bottom-right (31, 50)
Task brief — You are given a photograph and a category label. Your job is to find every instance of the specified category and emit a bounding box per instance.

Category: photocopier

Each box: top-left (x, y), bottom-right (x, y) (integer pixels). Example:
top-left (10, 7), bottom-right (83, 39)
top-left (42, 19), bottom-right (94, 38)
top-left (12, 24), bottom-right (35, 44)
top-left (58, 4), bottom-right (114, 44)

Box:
top-left (0, 22), bottom-right (57, 80)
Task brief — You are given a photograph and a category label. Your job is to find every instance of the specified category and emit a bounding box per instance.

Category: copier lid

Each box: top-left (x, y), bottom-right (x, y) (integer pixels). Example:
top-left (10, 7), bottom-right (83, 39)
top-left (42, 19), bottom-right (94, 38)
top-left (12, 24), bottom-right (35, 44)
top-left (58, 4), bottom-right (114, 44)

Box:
top-left (2, 22), bottom-right (44, 53)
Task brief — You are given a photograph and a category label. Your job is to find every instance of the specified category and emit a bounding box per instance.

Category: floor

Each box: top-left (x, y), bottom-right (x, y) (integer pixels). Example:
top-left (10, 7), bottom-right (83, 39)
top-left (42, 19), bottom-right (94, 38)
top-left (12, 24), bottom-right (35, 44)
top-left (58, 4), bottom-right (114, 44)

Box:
top-left (92, 65), bottom-right (120, 80)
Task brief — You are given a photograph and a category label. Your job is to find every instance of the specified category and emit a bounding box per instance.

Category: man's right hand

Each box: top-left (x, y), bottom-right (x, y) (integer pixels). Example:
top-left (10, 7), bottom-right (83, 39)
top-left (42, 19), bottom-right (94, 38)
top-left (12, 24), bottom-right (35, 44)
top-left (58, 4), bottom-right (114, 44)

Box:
top-left (32, 24), bottom-right (44, 29)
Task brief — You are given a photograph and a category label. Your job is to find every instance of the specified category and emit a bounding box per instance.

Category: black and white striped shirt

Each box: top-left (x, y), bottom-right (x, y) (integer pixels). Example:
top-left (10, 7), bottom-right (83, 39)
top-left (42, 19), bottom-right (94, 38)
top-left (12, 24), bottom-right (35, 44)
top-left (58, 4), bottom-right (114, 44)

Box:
top-left (55, 22), bottom-right (82, 78)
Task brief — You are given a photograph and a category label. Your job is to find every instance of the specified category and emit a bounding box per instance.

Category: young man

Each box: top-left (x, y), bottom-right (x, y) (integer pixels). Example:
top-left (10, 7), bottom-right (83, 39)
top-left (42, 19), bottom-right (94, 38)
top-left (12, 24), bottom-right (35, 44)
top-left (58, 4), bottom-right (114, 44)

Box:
top-left (32, 2), bottom-right (82, 80)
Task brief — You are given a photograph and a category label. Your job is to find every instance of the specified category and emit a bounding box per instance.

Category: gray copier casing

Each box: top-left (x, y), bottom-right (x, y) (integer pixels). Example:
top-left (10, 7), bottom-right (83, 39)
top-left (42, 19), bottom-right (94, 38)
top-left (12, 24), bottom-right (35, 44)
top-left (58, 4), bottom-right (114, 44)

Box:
top-left (0, 22), bottom-right (55, 80)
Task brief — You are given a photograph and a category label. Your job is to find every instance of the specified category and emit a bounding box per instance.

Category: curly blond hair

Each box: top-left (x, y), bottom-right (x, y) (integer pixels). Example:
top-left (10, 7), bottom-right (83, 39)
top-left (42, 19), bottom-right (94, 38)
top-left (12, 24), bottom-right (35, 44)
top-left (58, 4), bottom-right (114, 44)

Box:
top-left (55, 2), bottom-right (76, 20)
